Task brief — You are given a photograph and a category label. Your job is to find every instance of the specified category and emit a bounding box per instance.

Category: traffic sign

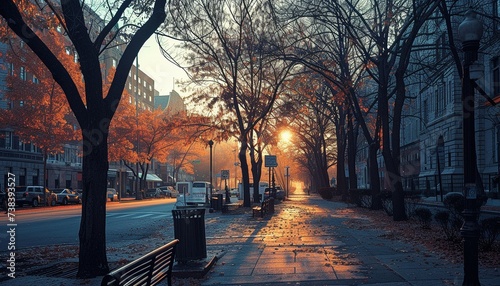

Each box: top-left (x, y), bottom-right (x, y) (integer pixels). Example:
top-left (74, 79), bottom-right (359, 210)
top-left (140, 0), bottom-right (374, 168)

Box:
top-left (221, 169), bottom-right (230, 179)
top-left (265, 155), bottom-right (278, 167)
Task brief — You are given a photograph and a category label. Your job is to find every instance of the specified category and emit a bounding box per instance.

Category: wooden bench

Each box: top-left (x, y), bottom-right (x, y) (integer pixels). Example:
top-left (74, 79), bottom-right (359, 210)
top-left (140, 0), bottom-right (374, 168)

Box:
top-left (101, 239), bottom-right (179, 286)
top-left (222, 202), bottom-right (241, 213)
top-left (252, 198), bottom-right (272, 218)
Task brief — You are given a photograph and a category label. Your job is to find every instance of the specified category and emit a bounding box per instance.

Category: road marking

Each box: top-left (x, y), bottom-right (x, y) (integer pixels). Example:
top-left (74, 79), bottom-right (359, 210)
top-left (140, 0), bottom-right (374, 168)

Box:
top-left (109, 213), bottom-right (134, 218)
top-left (136, 214), bottom-right (154, 218)
top-left (106, 212), bottom-right (173, 219)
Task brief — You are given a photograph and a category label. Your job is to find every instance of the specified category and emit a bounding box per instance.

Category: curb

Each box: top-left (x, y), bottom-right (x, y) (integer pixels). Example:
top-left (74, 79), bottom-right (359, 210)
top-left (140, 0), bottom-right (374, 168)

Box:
top-left (172, 252), bottom-right (223, 279)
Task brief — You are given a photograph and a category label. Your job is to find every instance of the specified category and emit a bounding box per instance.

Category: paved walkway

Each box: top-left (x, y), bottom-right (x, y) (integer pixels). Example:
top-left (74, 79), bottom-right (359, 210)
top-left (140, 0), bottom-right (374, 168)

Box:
top-left (2, 191), bottom-right (499, 285)
top-left (200, 191), bottom-right (500, 286)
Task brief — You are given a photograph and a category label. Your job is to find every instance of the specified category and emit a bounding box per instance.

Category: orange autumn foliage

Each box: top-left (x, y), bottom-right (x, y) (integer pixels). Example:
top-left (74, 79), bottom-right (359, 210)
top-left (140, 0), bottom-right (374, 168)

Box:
top-left (2, 29), bottom-right (82, 154)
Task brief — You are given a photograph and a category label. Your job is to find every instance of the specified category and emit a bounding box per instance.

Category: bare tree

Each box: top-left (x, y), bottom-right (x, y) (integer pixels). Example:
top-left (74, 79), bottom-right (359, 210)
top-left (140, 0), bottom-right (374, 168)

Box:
top-left (279, 1), bottom-right (380, 202)
top-left (0, 0), bottom-right (166, 277)
top-left (169, 0), bottom-right (294, 206)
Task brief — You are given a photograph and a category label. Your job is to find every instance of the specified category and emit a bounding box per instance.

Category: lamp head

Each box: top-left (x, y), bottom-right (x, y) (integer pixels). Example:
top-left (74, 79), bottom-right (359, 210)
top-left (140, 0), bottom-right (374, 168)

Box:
top-left (458, 10), bottom-right (483, 43)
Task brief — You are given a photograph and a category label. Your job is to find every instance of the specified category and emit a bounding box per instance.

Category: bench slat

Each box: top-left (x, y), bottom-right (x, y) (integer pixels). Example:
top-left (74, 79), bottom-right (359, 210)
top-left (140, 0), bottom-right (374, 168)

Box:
top-left (101, 239), bottom-right (179, 286)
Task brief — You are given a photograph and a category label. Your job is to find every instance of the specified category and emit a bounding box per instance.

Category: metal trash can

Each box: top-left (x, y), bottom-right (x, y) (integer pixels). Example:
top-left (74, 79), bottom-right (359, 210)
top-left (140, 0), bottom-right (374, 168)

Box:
top-left (269, 197), bottom-right (275, 213)
top-left (211, 194), bottom-right (223, 210)
top-left (172, 208), bottom-right (207, 262)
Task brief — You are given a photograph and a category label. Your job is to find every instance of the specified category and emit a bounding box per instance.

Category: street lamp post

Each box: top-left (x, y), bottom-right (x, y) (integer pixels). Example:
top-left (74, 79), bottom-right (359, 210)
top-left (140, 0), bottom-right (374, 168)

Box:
top-left (209, 140), bottom-right (214, 200)
top-left (135, 56), bottom-right (141, 199)
top-left (458, 9), bottom-right (483, 286)
top-left (285, 166), bottom-right (290, 199)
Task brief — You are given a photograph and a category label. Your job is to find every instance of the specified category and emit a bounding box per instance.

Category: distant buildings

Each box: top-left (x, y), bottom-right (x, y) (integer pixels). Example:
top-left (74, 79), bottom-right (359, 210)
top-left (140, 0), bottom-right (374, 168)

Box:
top-left (0, 5), bottom-right (187, 192)
top-left (155, 90), bottom-right (186, 115)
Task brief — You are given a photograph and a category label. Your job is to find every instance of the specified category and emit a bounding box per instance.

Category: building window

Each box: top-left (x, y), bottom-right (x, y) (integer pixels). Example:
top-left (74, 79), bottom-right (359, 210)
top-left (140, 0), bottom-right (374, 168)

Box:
top-left (20, 66), bottom-right (26, 81)
top-left (495, 1), bottom-right (500, 32)
top-left (423, 99), bottom-right (428, 124)
top-left (448, 80), bottom-right (453, 104)
top-left (436, 84), bottom-right (445, 117)
top-left (4, 132), bottom-right (12, 149)
top-left (435, 33), bottom-right (446, 62)
top-left (493, 127), bottom-right (499, 164)
top-left (494, 58), bottom-right (500, 97)
top-left (33, 76), bottom-right (39, 84)
top-left (8, 63), bottom-right (14, 76)
top-left (112, 58), bottom-right (117, 68)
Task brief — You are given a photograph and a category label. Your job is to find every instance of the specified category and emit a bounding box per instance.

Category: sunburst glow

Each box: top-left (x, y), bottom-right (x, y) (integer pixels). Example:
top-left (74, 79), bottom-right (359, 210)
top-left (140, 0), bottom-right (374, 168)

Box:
top-left (280, 130), bottom-right (292, 143)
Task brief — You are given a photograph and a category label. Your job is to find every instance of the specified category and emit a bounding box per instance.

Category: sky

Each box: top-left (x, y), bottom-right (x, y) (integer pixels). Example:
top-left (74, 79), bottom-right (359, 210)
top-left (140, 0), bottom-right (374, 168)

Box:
top-left (137, 36), bottom-right (189, 98)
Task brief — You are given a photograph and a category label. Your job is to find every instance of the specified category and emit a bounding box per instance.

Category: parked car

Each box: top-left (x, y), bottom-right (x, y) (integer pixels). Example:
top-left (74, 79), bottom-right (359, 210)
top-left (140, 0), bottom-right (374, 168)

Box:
top-left (264, 187), bottom-right (285, 200)
top-left (107, 188), bottom-right (118, 201)
top-left (14, 186), bottom-right (57, 207)
top-left (52, 188), bottom-right (81, 205)
top-left (145, 188), bottom-right (158, 198)
top-left (230, 188), bottom-right (239, 197)
top-left (156, 186), bottom-right (179, 198)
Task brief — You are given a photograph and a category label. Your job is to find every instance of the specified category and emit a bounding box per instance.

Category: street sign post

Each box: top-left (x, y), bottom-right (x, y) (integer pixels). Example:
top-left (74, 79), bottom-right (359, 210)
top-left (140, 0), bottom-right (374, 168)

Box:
top-left (265, 155), bottom-right (278, 167)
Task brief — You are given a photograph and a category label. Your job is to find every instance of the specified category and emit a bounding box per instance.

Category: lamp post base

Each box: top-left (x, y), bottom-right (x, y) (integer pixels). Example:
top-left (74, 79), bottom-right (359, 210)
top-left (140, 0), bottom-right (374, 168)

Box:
top-left (461, 209), bottom-right (480, 286)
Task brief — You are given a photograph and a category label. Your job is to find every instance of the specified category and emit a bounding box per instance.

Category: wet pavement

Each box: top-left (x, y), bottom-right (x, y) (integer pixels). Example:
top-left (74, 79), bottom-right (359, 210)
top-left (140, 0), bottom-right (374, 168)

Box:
top-left (2, 189), bottom-right (499, 285)
top-left (199, 190), bottom-right (500, 286)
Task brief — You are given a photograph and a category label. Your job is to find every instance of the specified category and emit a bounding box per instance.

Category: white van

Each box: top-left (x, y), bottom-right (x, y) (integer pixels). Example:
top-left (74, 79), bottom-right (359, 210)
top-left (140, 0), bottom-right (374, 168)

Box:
top-left (191, 181), bottom-right (210, 203)
top-left (238, 181), bottom-right (268, 202)
top-left (175, 181), bottom-right (211, 206)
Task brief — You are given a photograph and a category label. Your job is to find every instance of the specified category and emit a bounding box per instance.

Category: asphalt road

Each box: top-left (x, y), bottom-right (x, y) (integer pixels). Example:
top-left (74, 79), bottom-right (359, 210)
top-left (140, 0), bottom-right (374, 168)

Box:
top-left (0, 198), bottom-right (176, 250)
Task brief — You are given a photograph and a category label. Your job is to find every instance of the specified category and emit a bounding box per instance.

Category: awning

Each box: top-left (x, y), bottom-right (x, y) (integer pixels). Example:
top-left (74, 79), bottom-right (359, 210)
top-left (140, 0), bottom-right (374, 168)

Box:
top-left (138, 173), bottom-right (163, 182)
top-left (419, 170), bottom-right (436, 177)
top-left (441, 167), bottom-right (463, 175)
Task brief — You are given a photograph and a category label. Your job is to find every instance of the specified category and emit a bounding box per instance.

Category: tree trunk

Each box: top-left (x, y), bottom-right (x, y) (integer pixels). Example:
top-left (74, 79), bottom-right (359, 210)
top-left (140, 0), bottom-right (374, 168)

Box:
top-left (239, 141), bottom-right (251, 207)
top-left (347, 111), bottom-right (358, 190)
top-left (250, 145), bottom-right (263, 203)
top-left (337, 141), bottom-right (348, 201)
top-left (77, 125), bottom-right (109, 278)
top-left (369, 142), bottom-right (382, 210)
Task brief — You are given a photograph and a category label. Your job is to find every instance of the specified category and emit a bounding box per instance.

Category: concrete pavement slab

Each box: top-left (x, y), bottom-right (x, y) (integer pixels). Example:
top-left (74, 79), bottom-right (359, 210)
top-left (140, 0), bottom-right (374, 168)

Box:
top-left (200, 193), bottom-right (500, 286)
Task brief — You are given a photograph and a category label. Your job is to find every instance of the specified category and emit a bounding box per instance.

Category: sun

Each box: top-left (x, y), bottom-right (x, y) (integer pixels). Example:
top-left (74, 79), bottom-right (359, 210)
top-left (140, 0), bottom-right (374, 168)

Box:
top-left (280, 130), bottom-right (293, 143)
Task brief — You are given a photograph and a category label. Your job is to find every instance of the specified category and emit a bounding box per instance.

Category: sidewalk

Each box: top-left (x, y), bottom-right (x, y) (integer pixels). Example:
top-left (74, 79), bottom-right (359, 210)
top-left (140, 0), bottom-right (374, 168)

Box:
top-left (2, 192), bottom-right (499, 285)
top-left (199, 192), bottom-right (500, 286)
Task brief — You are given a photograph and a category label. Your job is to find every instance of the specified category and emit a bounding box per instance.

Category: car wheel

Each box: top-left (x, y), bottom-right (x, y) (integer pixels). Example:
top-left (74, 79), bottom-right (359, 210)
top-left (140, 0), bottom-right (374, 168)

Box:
top-left (32, 199), bottom-right (39, 207)
top-left (51, 199), bottom-right (56, 206)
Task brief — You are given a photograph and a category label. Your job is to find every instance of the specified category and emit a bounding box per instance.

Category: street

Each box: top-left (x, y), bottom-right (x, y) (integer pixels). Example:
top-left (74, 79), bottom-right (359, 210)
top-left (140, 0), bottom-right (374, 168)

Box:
top-left (0, 198), bottom-right (176, 250)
